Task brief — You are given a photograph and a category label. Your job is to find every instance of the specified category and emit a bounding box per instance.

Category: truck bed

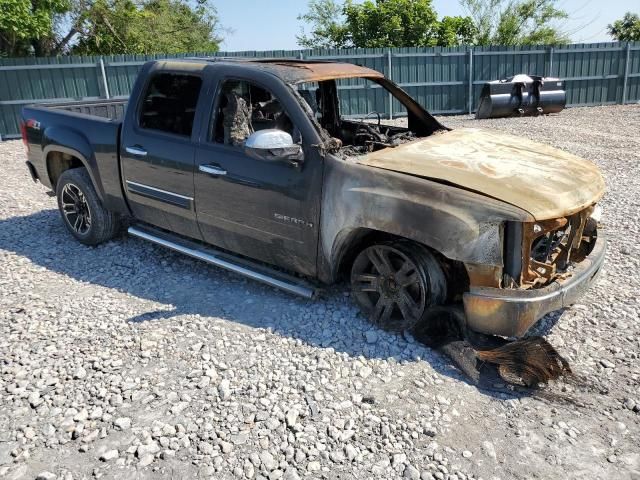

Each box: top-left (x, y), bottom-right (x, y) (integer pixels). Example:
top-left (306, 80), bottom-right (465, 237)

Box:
top-left (22, 98), bottom-right (128, 214)
top-left (41, 98), bottom-right (127, 121)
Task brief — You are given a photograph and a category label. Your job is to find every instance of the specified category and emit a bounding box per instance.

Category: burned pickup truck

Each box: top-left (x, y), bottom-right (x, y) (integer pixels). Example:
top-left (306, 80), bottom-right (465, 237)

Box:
top-left (21, 58), bottom-right (605, 338)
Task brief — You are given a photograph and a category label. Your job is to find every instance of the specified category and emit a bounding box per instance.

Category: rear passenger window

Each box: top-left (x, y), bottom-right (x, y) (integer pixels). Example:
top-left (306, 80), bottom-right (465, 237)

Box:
top-left (139, 73), bottom-right (202, 137)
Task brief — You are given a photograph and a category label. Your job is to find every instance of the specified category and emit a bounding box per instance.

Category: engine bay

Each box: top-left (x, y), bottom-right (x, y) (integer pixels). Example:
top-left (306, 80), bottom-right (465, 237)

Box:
top-left (332, 119), bottom-right (417, 158)
top-left (298, 77), bottom-right (444, 159)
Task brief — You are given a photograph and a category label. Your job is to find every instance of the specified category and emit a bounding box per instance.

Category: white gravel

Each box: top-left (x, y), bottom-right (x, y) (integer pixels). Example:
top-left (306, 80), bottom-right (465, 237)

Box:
top-left (1, 105), bottom-right (639, 480)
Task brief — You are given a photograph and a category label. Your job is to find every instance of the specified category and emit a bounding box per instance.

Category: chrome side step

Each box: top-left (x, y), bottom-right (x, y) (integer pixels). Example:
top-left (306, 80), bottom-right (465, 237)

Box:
top-left (128, 225), bottom-right (316, 299)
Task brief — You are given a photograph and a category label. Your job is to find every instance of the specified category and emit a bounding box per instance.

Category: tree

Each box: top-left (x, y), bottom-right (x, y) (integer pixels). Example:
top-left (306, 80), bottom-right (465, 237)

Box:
top-left (0, 0), bottom-right (70, 56)
top-left (69, 0), bottom-right (142, 54)
top-left (296, 0), bottom-right (349, 49)
top-left (461, 0), bottom-right (569, 45)
top-left (344, 0), bottom-right (440, 48)
top-left (608, 12), bottom-right (640, 42)
top-left (297, 0), bottom-right (476, 48)
top-left (0, 0), bottom-right (223, 57)
top-left (71, 0), bottom-right (222, 55)
top-left (436, 16), bottom-right (477, 46)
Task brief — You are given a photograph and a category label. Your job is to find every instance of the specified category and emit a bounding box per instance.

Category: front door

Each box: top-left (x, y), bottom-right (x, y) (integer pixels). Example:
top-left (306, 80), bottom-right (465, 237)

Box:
top-left (120, 71), bottom-right (204, 239)
top-left (194, 76), bottom-right (323, 276)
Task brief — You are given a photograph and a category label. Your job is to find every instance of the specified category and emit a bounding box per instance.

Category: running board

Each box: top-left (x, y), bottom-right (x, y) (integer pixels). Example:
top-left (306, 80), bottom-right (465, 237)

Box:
top-left (128, 225), bottom-right (316, 299)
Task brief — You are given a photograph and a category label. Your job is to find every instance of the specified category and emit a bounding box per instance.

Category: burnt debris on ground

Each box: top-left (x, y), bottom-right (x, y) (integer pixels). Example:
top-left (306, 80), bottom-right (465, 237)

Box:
top-left (411, 306), bottom-right (573, 391)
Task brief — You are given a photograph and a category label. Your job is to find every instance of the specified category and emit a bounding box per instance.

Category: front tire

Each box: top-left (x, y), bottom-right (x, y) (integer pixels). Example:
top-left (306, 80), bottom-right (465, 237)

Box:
top-left (56, 168), bottom-right (120, 246)
top-left (350, 241), bottom-right (447, 332)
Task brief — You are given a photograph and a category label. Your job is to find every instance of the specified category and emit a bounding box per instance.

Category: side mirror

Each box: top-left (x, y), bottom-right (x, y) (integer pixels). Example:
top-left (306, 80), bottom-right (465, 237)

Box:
top-left (244, 129), bottom-right (303, 163)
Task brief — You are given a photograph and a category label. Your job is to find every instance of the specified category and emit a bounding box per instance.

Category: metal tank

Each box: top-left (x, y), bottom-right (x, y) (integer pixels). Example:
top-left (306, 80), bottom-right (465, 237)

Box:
top-left (476, 74), bottom-right (566, 119)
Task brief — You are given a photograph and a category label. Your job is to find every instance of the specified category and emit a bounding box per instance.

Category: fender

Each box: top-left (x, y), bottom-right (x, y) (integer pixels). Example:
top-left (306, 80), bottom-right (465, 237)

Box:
top-left (43, 126), bottom-right (105, 200)
top-left (319, 155), bottom-right (534, 283)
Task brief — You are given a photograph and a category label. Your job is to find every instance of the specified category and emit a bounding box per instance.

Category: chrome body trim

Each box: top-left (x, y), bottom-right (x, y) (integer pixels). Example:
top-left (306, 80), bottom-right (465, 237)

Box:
top-left (125, 180), bottom-right (194, 210)
top-left (125, 181), bottom-right (193, 201)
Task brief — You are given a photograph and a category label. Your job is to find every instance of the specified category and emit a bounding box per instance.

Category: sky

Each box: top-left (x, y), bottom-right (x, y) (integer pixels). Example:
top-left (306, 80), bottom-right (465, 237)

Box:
top-left (214, 0), bottom-right (637, 52)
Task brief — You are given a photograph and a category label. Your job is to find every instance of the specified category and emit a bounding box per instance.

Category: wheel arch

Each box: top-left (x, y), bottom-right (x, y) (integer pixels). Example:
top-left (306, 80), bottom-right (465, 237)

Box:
top-left (42, 127), bottom-right (106, 203)
top-left (332, 227), bottom-right (395, 280)
top-left (46, 149), bottom-right (86, 189)
top-left (331, 227), bottom-right (469, 302)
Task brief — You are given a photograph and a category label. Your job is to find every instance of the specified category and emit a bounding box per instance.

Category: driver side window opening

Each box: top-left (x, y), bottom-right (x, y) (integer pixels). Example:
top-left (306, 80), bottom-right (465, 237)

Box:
top-left (211, 80), bottom-right (300, 147)
top-left (297, 77), bottom-right (442, 157)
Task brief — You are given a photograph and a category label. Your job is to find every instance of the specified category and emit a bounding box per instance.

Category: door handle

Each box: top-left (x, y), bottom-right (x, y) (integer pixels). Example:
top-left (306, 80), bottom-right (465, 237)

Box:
top-left (199, 164), bottom-right (227, 176)
top-left (125, 146), bottom-right (148, 157)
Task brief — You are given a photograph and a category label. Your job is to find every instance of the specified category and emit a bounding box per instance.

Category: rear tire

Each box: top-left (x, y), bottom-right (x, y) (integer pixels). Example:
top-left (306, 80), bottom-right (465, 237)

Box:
top-left (56, 168), bottom-right (121, 246)
top-left (350, 240), bottom-right (447, 332)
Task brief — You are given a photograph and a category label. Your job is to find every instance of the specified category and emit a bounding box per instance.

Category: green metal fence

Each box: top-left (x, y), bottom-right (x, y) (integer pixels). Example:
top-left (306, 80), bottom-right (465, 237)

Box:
top-left (1, 42), bottom-right (639, 139)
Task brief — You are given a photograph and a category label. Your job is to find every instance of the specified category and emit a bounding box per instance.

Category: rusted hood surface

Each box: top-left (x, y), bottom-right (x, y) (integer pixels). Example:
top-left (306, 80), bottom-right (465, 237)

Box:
top-left (356, 128), bottom-right (605, 220)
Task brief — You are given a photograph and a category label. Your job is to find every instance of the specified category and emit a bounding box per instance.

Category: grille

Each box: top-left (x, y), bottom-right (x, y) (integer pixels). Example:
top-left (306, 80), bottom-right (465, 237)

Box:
top-left (520, 206), bottom-right (596, 288)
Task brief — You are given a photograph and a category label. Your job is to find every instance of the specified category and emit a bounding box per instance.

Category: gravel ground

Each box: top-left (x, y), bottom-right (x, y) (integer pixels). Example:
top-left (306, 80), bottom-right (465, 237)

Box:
top-left (1, 105), bottom-right (639, 480)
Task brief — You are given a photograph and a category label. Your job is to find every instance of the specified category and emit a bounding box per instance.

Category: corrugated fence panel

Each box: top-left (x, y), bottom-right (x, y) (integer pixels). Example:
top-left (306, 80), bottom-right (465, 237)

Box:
top-left (554, 43), bottom-right (625, 106)
top-left (628, 46), bottom-right (640, 103)
top-left (0, 55), bottom-right (105, 137)
top-left (392, 46), bottom-right (468, 115)
top-left (104, 54), bottom-right (146, 98)
top-left (2, 42), bottom-right (640, 138)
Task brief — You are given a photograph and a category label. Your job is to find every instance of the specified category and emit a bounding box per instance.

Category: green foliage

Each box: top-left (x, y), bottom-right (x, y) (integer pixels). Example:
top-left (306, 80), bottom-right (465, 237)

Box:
top-left (297, 0), bottom-right (350, 49)
top-left (461, 0), bottom-right (569, 45)
top-left (343, 0), bottom-right (440, 48)
top-left (72, 0), bottom-right (222, 55)
top-left (297, 0), bottom-right (476, 48)
top-left (0, 0), bottom-right (69, 55)
top-left (0, 0), bottom-right (222, 57)
top-left (436, 16), bottom-right (477, 47)
top-left (71, 0), bottom-right (141, 54)
top-left (608, 12), bottom-right (640, 42)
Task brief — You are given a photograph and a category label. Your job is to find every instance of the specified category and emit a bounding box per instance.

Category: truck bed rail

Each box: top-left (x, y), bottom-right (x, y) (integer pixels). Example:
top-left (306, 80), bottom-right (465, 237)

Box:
top-left (42, 98), bottom-right (127, 121)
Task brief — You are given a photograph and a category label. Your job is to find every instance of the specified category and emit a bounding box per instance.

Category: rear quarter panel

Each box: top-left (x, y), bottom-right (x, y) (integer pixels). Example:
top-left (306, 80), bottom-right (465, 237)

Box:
top-left (22, 106), bottom-right (128, 214)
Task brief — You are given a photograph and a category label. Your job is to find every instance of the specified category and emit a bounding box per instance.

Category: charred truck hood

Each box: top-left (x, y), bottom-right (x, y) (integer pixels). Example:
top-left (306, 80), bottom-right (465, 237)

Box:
top-left (355, 128), bottom-right (605, 220)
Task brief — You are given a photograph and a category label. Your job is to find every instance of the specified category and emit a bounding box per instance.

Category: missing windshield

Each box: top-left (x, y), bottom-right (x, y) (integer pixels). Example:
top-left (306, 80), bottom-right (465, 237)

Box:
top-left (297, 76), bottom-right (446, 159)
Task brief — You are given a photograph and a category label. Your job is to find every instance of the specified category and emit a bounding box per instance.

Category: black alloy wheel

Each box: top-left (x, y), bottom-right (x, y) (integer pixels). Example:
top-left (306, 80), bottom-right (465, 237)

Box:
top-left (350, 241), bottom-right (446, 332)
top-left (60, 182), bottom-right (92, 235)
top-left (56, 167), bottom-right (121, 245)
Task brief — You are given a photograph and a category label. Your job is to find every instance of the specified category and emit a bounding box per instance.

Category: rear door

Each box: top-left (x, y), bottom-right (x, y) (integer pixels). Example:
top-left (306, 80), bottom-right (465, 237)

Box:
top-left (194, 69), bottom-right (324, 277)
top-left (120, 69), bottom-right (205, 239)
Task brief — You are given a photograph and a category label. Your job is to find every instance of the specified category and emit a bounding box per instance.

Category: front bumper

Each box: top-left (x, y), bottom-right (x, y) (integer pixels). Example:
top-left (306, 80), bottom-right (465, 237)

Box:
top-left (463, 231), bottom-right (606, 338)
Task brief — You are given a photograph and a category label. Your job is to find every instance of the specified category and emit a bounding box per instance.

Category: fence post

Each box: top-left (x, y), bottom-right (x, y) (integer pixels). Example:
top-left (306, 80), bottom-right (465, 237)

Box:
top-left (622, 43), bottom-right (630, 105)
top-left (99, 58), bottom-right (110, 99)
top-left (299, 51), bottom-right (304, 60)
top-left (468, 47), bottom-right (474, 114)
top-left (387, 49), bottom-right (393, 120)
top-left (548, 47), bottom-right (554, 77)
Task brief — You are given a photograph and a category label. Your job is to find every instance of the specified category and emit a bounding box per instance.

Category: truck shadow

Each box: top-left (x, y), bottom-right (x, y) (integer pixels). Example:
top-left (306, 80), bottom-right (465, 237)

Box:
top-left (0, 209), bottom-right (563, 400)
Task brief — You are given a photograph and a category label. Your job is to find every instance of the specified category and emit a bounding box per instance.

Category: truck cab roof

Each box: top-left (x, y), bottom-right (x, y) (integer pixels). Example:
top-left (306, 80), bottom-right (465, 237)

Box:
top-left (149, 57), bottom-right (385, 84)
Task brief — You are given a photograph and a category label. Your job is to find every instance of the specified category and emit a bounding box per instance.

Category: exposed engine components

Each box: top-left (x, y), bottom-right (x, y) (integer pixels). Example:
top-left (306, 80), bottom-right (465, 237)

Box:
top-left (336, 120), bottom-right (417, 159)
top-left (476, 74), bottom-right (566, 119)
